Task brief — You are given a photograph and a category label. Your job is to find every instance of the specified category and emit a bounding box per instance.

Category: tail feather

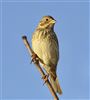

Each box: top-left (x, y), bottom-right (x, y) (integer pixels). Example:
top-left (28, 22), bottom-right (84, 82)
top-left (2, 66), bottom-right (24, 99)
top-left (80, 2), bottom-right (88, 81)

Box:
top-left (50, 76), bottom-right (62, 95)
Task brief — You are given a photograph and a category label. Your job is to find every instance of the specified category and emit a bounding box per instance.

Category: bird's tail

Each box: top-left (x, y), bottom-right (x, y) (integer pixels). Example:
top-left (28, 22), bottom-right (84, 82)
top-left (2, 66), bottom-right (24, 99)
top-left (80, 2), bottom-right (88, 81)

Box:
top-left (50, 76), bottom-right (62, 95)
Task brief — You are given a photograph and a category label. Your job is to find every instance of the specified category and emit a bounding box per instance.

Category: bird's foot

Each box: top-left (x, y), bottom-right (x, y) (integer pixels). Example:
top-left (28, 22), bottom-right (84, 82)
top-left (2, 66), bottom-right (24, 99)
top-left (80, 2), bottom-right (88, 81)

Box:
top-left (42, 74), bottom-right (49, 85)
top-left (31, 53), bottom-right (39, 64)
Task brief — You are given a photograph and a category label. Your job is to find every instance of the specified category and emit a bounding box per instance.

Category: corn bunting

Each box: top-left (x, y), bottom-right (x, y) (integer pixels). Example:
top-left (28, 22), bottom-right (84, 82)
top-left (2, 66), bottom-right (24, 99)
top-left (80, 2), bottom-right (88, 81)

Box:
top-left (32, 16), bottom-right (62, 94)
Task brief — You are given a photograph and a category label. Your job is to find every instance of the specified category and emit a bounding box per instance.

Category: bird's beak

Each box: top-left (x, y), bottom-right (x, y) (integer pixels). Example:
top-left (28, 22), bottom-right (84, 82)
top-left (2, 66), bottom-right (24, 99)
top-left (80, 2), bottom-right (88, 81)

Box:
top-left (50, 19), bottom-right (56, 24)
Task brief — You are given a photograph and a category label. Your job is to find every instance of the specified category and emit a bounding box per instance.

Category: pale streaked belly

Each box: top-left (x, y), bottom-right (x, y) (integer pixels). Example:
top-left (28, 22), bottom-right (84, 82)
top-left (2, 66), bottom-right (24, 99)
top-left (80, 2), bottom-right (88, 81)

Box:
top-left (32, 37), bottom-right (58, 67)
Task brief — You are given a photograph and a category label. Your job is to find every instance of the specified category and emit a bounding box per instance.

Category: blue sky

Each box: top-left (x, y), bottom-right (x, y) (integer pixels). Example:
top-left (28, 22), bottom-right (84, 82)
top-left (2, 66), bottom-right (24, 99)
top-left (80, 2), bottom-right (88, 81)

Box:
top-left (0, 1), bottom-right (89, 100)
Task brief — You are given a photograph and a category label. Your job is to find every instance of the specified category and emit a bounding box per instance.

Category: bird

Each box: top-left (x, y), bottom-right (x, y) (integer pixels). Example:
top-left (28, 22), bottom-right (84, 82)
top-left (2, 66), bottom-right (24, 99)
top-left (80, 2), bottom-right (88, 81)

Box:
top-left (32, 15), bottom-right (62, 95)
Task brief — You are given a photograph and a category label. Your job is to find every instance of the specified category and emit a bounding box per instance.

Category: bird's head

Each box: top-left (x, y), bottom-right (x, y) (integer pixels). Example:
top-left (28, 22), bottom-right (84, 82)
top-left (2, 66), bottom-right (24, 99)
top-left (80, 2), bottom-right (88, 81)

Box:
top-left (37, 16), bottom-right (56, 29)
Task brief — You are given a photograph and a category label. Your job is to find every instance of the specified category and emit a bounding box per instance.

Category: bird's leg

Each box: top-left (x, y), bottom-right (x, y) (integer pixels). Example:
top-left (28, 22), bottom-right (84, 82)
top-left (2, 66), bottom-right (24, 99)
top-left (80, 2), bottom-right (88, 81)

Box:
top-left (42, 74), bottom-right (49, 85)
top-left (31, 53), bottom-right (39, 64)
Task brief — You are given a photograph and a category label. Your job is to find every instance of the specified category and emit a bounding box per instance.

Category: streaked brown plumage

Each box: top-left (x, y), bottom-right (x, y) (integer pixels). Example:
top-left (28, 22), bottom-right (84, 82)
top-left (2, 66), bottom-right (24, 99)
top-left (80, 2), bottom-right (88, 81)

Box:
top-left (32, 16), bottom-right (62, 94)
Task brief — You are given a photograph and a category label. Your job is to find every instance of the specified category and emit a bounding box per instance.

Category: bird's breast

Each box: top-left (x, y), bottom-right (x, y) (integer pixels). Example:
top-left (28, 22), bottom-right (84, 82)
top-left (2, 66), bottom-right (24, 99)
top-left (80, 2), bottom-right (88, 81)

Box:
top-left (32, 30), bottom-right (59, 67)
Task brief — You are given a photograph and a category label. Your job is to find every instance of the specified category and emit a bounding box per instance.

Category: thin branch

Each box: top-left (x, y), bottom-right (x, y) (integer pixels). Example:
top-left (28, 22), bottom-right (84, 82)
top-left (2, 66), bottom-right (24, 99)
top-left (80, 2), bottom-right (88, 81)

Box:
top-left (22, 35), bottom-right (59, 100)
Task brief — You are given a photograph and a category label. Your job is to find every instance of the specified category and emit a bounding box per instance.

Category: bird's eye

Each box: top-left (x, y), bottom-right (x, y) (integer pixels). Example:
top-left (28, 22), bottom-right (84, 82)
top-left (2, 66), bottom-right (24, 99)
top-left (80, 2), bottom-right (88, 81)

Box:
top-left (46, 18), bottom-right (48, 21)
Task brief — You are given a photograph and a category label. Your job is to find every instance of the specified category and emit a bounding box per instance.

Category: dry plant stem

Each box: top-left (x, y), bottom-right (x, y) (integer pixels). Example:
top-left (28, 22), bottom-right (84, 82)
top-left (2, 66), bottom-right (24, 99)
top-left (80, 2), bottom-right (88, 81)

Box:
top-left (22, 35), bottom-right (59, 100)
